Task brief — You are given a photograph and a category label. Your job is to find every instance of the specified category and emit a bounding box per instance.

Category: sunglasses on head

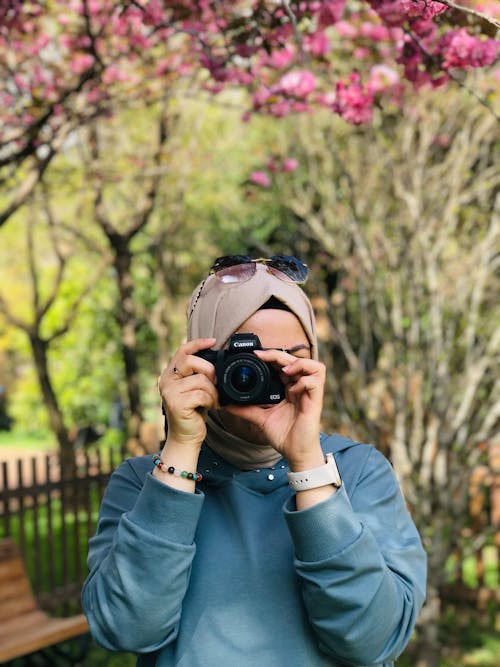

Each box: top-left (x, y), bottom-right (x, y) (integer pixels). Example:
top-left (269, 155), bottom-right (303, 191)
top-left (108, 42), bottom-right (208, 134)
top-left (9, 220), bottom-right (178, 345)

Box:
top-left (210, 255), bottom-right (309, 285)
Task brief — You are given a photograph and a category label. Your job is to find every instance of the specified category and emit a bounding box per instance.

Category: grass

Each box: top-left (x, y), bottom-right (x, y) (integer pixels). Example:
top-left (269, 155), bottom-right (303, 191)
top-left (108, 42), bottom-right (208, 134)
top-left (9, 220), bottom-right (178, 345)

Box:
top-left (458, 636), bottom-right (500, 666)
top-left (0, 431), bottom-right (117, 611)
top-left (80, 640), bottom-right (136, 667)
top-left (0, 428), bottom-right (57, 451)
top-left (4, 491), bottom-right (102, 592)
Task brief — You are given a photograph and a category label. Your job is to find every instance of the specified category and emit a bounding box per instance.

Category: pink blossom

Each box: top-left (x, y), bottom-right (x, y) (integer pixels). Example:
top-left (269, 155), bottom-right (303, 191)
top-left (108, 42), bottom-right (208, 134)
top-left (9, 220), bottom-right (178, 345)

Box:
top-left (368, 64), bottom-right (400, 93)
top-left (102, 65), bottom-right (128, 84)
top-left (235, 44), bottom-right (255, 58)
top-left (292, 101), bottom-right (310, 113)
top-left (14, 74), bottom-right (28, 91)
top-left (318, 0), bottom-right (346, 27)
top-left (155, 58), bottom-right (171, 76)
top-left (32, 64), bottom-right (47, 86)
top-left (277, 70), bottom-right (316, 97)
top-left (334, 21), bottom-right (358, 38)
top-left (28, 34), bottom-right (50, 57)
top-left (315, 92), bottom-right (337, 107)
top-left (226, 69), bottom-right (254, 85)
top-left (253, 87), bottom-right (272, 108)
top-left (440, 29), bottom-right (499, 69)
top-left (203, 81), bottom-right (225, 94)
top-left (305, 31), bottom-right (331, 57)
top-left (86, 86), bottom-right (103, 104)
top-left (354, 47), bottom-right (371, 59)
top-left (249, 171), bottom-right (272, 188)
top-left (70, 53), bottom-right (94, 74)
top-left (264, 47), bottom-right (295, 70)
top-left (57, 13), bottom-right (71, 26)
top-left (143, 0), bottom-right (165, 24)
top-left (269, 100), bottom-right (293, 117)
top-left (22, 113), bottom-right (35, 125)
top-left (400, 0), bottom-right (448, 19)
top-left (282, 157), bottom-right (299, 172)
top-left (360, 23), bottom-right (390, 41)
top-left (200, 53), bottom-right (228, 82)
top-left (368, 0), bottom-right (407, 26)
top-left (87, 0), bottom-right (101, 14)
top-left (334, 74), bottom-right (374, 124)
top-left (410, 18), bottom-right (438, 43)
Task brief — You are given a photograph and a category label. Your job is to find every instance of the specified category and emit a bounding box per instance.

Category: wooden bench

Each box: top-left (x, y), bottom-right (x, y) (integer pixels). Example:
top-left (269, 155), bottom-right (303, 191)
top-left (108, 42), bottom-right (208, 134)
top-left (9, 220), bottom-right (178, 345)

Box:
top-left (0, 538), bottom-right (89, 664)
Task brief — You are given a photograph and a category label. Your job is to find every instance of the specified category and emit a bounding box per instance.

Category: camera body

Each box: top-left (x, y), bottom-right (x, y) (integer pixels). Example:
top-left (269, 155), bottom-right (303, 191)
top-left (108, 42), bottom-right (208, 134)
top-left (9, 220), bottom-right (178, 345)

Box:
top-left (195, 333), bottom-right (285, 406)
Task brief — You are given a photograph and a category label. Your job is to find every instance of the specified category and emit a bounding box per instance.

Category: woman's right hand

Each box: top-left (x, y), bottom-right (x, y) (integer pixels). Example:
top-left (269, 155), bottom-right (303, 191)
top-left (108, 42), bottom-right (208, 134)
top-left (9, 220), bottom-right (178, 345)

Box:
top-left (158, 338), bottom-right (218, 451)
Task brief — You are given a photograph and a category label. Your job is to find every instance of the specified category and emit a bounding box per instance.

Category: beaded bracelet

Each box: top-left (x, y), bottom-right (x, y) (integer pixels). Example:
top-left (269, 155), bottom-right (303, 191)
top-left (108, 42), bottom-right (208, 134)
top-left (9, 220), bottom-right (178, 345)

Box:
top-left (152, 453), bottom-right (203, 482)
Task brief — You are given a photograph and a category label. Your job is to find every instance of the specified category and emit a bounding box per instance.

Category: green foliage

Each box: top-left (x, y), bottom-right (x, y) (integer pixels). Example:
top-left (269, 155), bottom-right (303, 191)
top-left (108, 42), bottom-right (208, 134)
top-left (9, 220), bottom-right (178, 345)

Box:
top-left (0, 428), bottom-right (56, 450)
top-left (50, 277), bottom-right (124, 427)
top-left (1, 93), bottom-right (289, 434)
top-left (81, 642), bottom-right (136, 666)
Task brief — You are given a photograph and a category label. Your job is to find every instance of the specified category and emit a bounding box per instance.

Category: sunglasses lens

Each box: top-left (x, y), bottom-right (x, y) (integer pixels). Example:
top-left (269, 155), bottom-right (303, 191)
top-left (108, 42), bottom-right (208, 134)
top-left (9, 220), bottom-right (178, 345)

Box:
top-left (215, 263), bottom-right (256, 284)
top-left (269, 255), bottom-right (309, 283)
top-left (210, 254), bottom-right (308, 285)
top-left (211, 255), bottom-right (252, 272)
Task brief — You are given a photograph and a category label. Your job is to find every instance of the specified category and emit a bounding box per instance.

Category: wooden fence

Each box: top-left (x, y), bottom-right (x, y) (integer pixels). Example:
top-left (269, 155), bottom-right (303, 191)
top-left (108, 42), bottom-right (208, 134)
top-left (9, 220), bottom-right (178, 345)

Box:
top-left (0, 445), bottom-right (125, 614)
top-left (0, 443), bottom-right (498, 621)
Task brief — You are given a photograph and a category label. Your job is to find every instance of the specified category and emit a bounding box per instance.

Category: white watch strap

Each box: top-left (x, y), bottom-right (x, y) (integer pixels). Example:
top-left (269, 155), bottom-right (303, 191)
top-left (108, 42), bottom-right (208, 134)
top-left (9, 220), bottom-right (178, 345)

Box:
top-left (287, 453), bottom-right (342, 491)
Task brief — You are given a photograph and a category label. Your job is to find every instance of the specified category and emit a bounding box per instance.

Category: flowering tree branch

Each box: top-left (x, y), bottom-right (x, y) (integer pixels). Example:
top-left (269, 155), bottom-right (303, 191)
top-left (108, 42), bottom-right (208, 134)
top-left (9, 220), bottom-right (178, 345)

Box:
top-left (435, 0), bottom-right (500, 30)
top-left (0, 0), bottom-right (498, 226)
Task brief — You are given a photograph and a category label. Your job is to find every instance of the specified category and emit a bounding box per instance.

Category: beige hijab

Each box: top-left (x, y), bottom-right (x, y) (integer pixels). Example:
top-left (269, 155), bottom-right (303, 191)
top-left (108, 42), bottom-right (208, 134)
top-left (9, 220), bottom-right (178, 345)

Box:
top-left (187, 263), bottom-right (318, 470)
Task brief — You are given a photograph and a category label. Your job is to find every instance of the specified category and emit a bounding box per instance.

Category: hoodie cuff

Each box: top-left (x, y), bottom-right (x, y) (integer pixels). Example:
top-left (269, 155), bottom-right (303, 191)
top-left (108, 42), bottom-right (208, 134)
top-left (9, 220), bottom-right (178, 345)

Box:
top-left (127, 472), bottom-right (204, 545)
top-left (283, 485), bottom-right (362, 562)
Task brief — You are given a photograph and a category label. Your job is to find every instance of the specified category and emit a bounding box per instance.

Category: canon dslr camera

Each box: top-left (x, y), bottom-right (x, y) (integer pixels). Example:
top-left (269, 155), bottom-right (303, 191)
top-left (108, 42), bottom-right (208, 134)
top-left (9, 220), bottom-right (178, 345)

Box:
top-left (196, 333), bottom-right (285, 405)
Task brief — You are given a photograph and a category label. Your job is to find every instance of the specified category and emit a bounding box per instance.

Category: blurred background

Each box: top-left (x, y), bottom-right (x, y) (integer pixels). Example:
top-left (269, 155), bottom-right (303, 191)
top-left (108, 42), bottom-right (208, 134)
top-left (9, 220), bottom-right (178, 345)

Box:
top-left (0, 2), bottom-right (498, 666)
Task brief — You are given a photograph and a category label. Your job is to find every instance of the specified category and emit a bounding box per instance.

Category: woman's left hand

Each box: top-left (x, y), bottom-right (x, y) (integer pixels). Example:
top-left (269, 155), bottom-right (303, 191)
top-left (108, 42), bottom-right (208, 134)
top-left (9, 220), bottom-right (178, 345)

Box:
top-left (223, 349), bottom-right (327, 471)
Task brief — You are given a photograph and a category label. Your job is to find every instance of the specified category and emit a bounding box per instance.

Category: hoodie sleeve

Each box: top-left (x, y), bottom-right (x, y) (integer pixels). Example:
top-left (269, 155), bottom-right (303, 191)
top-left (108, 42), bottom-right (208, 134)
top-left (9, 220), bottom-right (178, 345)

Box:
top-left (283, 446), bottom-right (426, 666)
top-left (81, 460), bottom-right (204, 653)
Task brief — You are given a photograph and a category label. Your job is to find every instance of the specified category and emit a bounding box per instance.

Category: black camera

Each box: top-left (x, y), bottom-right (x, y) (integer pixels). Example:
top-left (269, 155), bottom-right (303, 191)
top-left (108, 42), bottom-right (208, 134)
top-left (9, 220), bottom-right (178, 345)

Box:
top-left (195, 333), bottom-right (285, 406)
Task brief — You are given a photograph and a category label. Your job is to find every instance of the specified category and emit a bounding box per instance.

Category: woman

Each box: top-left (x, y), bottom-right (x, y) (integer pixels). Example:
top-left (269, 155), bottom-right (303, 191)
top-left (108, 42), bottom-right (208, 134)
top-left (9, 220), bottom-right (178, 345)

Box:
top-left (82, 255), bottom-right (426, 667)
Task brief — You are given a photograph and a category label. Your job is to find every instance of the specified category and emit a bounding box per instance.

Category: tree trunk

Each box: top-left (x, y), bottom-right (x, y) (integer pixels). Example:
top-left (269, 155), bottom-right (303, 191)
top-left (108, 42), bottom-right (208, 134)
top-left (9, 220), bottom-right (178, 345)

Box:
top-left (112, 243), bottom-right (143, 448)
top-left (412, 583), bottom-right (441, 667)
top-left (29, 334), bottom-right (73, 469)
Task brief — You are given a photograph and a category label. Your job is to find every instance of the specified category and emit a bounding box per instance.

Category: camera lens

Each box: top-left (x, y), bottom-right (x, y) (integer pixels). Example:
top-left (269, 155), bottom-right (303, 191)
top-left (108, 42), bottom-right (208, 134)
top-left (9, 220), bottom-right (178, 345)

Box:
top-left (222, 355), bottom-right (268, 403)
top-left (230, 364), bottom-right (258, 392)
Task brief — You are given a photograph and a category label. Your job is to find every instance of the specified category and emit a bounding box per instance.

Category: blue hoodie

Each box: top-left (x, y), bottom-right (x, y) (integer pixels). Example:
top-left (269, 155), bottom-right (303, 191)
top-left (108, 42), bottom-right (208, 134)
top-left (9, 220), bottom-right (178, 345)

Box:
top-left (82, 434), bottom-right (426, 667)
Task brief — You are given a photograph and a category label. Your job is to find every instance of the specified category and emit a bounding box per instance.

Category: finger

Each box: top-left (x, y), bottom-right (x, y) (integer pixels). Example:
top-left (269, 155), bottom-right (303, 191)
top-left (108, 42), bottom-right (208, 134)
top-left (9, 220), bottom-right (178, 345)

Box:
top-left (178, 337), bottom-right (217, 356)
top-left (179, 387), bottom-right (219, 412)
top-left (159, 338), bottom-right (217, 385)
top-left (281, 357), bottom-right (325, 378)
top-left (166, 380), bottom-right (219, 415)
top-left (163, 372), bottom-right (218, 403)
top-left (253, 348), bottom-right (298, 367)
top-left (286, 374), bottom-right (324, 398)
top-left (169, 355), bottom-right (217, 383)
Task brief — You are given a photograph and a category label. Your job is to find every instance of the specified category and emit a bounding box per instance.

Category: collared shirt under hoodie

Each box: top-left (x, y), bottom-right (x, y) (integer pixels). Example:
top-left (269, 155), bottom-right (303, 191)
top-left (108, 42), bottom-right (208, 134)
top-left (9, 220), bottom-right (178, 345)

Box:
top-left (82, 433), bottom-right (427, 667)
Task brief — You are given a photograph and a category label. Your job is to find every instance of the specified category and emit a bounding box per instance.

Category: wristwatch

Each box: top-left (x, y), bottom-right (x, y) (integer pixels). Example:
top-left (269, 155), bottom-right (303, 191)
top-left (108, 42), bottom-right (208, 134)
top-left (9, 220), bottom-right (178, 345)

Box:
top-left (287, 452), bottom-right (342, 491)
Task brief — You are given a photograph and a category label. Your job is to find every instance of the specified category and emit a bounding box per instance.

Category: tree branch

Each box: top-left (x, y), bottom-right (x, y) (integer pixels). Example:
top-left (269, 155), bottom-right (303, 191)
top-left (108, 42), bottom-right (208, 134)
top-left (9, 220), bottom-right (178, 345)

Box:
top-left (436, 0), bottom-right (500, 30)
